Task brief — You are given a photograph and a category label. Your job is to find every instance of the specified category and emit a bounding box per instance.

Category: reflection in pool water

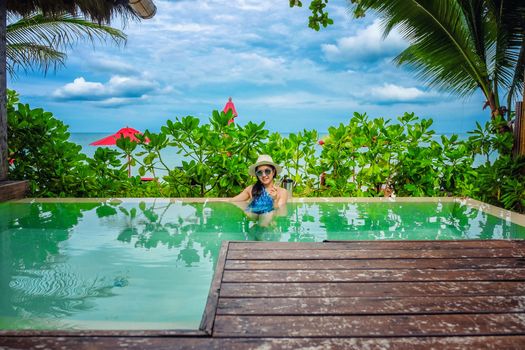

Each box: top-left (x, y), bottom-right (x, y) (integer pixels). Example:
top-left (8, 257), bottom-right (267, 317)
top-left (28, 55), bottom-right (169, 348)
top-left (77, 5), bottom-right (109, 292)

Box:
top-left (0, 200), bottom-right (523, 330)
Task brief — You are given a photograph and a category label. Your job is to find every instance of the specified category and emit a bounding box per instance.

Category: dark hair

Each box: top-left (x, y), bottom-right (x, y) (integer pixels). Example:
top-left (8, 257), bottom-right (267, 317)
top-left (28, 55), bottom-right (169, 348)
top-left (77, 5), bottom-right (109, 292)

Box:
top-left (251, 165), bottom-right (276, 199)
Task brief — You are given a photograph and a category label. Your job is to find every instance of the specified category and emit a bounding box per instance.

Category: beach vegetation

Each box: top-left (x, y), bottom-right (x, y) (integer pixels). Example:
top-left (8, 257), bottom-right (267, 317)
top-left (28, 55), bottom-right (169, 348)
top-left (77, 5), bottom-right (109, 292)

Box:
top-left (7, 89), bottom-right (525, 213)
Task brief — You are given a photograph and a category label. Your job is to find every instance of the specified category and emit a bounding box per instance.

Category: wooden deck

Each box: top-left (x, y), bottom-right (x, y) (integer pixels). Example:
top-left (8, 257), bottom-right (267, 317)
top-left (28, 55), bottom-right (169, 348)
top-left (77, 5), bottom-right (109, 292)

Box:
top-left (2, 240), bottom-right (525, 349)
top-left (0, 180), bottom-right (29, 202)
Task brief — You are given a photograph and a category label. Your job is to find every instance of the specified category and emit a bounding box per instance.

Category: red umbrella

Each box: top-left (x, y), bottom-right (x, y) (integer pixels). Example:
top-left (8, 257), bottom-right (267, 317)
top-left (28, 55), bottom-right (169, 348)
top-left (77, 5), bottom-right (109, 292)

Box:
top-left (223, 97), bottom-right (238, 125)
top-left (89, 127), bottom-right (143, 146)
top-left (90, 127), bottom-right (146, 177)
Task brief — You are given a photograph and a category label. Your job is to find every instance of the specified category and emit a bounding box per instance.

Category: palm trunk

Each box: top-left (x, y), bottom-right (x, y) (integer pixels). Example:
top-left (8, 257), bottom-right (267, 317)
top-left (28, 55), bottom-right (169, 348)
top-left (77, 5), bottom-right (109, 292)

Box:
top-left (513, 67), bottom-right (525, 157)
top-left (487, 87), bottom-right (513, 135)
top-left (487, 89), bottom-right (500, 119)
top-left (514, 101), bottom-right (525, 157)
top-left (0, 0), bottom-right (7, 181)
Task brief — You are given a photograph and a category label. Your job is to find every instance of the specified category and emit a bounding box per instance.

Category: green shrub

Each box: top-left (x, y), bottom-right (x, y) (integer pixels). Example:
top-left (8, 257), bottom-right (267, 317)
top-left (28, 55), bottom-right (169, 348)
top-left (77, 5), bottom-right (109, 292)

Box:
top-left (6, 90), bottom-right (525, 214)
top-left (7, 89), bottom-right (131, 196)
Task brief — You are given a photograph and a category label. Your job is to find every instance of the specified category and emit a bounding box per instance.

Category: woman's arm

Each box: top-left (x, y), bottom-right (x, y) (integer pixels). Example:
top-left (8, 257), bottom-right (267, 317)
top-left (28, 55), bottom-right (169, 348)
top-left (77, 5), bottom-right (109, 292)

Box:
top-left (273, 187), bottom-right (288, 216)
top-left (275, 188), bottom-right (288, 208)
top-left (231, 185), bottom-right (252, 202)
top-left (272, 187), bottom-right (288, 209)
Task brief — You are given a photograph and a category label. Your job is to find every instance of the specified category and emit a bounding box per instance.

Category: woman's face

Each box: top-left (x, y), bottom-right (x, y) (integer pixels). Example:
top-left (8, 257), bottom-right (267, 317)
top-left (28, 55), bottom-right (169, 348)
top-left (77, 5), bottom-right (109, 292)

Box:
top-left (255, 165), bottom-right (275, 186)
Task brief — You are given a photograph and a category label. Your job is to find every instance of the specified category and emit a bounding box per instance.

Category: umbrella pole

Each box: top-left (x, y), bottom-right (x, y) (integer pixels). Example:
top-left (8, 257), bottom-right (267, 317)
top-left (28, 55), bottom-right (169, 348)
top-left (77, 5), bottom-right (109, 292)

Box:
top-left (127, 154), bottom-right (131, 178)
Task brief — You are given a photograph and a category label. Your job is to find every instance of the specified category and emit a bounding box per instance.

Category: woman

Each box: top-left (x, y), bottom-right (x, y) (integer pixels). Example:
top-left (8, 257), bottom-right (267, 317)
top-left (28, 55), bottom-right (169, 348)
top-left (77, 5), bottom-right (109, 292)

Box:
top-left (231, 155), bottom-right (288, 225)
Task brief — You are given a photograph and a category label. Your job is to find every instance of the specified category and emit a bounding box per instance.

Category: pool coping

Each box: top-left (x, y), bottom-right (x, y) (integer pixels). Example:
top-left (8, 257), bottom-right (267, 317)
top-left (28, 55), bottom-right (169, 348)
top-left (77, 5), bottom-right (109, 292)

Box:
top-left (7, 196), bottom-right (525, 228)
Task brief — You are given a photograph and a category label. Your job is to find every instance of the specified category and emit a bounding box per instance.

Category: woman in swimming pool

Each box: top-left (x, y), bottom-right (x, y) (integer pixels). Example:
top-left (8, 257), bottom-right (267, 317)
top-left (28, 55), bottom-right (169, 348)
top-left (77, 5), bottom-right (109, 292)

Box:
top-left (231, 154), bottom-right (288, 225)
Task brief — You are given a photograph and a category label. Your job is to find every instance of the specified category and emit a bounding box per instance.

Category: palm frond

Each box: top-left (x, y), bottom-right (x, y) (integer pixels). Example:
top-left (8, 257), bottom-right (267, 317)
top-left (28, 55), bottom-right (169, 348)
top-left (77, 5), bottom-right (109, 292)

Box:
top-left (359, 0), bottom-right (491, 97)
top-left (7, 13), bottom-right (127, 51)
top-left (6, 12), bottom-right (127, 75)
top-left (7, 0), bottom-right (138, 24)
top-left (506, 36), bottom-right (525, 109)
top-left (458, 0), bottom-right (488, 65)
top-left (7, 43), bottom-right (66, 77)
top-left (487, 0), bottom-right (525, 106)
top-left (395, 44), bottom-right (481, 97)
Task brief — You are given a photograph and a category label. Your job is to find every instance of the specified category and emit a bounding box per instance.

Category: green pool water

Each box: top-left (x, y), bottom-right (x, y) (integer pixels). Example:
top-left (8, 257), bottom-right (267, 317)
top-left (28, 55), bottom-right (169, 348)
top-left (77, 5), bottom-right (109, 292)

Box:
top-left (0, 199), bottom-right (524, 330)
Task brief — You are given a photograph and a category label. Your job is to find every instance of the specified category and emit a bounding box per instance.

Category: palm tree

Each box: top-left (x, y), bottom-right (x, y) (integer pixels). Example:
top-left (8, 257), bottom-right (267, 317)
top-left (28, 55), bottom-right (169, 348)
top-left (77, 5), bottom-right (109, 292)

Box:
top-left (348, 0), bottom-right (525, 151)
top-left (7, 12), bottom-right (127, 76)
top-left (0, 0), bottom-right (156, 181)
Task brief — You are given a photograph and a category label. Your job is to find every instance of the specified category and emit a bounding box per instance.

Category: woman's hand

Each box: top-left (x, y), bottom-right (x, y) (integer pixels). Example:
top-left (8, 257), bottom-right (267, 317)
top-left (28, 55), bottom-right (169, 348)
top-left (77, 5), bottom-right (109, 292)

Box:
top-left (267, 185), bottom-right (279, 202)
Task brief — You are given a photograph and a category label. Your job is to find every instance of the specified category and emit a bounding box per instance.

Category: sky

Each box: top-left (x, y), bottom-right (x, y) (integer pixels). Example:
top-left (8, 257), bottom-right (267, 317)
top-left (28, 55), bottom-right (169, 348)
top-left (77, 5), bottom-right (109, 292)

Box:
top-left (8, 0), bottom-right (488, 134)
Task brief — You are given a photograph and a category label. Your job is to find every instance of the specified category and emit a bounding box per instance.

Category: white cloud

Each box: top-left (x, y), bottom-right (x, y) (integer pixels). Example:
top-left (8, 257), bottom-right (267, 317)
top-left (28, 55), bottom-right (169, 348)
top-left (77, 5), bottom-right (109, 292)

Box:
top-left (162, 23), bottom-right (217, 33)
top-left (322, 19), bottom-right (407, 63)
top-left (88, 58), bottom-right (138, 74)
top-left (242, 92), bottom-right (360, 109)
top-left (368, 83), bottom-right (435, 103)
top-left (53, 76), bottom-right (159, 102)
top-left (96, 96), bottom-right (149, 108)
top-left (213, 14), bottom-right (238, 22)
top-left (53, 78), bottom-right (105, 99)
top-left (234, 0), bottom-right (273, 11)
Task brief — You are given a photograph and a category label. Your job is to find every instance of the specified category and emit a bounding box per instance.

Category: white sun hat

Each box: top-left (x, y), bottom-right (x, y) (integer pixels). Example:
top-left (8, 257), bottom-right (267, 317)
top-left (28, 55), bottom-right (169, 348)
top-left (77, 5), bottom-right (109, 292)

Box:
top-left (248, 154), bottom-right (282, 176)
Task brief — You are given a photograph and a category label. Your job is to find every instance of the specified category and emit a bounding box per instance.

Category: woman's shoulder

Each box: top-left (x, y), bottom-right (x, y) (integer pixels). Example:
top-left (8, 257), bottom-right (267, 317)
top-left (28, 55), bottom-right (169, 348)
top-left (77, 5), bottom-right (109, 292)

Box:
top-left (244, 185), bottom-right (254, 198)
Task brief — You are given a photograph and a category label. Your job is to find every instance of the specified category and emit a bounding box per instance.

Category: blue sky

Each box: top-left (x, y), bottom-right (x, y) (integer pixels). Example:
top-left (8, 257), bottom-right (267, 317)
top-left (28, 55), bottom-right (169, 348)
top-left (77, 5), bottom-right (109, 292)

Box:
top-left (9, 0), bottom-right (488, 134)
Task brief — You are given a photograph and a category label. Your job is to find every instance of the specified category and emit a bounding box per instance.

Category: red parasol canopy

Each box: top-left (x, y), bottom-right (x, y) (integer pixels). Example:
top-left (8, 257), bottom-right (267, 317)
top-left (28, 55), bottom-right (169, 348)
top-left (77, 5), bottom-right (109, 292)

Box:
top-left (223, 97), bottom-right (238, 125)
top-left (90, 127), bottom-right (148, 177)
top-left (89, 127), bottom-right (144, 146)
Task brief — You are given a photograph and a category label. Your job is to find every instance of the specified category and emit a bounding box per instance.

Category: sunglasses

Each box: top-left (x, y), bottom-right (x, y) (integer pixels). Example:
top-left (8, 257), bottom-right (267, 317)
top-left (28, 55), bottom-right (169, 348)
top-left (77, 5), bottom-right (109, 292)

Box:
top-left (255, 169), bottom-right (273, 177)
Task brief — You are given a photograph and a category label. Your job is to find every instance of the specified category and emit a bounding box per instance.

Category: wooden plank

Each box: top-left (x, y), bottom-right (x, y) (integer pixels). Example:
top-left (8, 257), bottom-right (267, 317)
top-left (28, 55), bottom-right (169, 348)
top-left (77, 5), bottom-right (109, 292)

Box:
top-left (222, 268), bottom-right (525, 283)
top-left (0, 180), bottom-right (29, 201)
top-left (213, 313), bottom-right (525, 337)
top-left (229, 240), bottom-right (523, 250)
top-left (0, 338), bottom-right (215, 350)
top-left (327, 239), bottom-right (525, 245)
top-left (217, 296), bottom-right (525, 315)
top-left (225, 257), bottom-right (525, 270)
top-left (199, 241), bottom-right (229, 334)
top-left (220, 281), bottom-right (525, 297)
top-left (2, 336), bottom-right (525, 350)
top-left (227, 248), bottom-right (524, 260)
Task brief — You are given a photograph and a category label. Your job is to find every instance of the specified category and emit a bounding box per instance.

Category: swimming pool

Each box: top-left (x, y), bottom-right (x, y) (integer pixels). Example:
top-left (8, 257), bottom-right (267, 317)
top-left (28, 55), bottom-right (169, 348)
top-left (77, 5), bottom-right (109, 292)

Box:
top-left (1, 197), bottom-right (524, 330)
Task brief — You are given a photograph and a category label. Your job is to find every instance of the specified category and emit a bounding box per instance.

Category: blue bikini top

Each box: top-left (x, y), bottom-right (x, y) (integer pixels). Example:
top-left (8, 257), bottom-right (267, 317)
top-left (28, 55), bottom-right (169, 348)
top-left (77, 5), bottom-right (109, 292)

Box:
top-left (247, 187), bottom-right (274, 214)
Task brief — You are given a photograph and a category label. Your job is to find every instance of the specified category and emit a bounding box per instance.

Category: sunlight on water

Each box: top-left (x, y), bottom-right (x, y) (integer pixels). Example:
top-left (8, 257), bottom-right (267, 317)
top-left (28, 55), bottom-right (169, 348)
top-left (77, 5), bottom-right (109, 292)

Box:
top-left (0, 200), bottom-right (524, 330)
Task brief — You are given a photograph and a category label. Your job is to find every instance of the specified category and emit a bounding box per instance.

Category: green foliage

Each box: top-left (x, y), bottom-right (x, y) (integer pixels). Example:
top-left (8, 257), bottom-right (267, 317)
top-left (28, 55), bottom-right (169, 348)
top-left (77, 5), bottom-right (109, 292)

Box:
top-left (7, 89), bottom-right (525, 213)
top-left (307, 112), bottom-right (461, 197)
top-left (263, 130), bottom-right (318, 195)
top-left (121, 110), bottom-right (269, 197)
top-left (7, 89), bottom-right (88, 196)
top-left (7, 89), bottom-right (132, 197)
top-left (290, 0), bottom-right (335, 31)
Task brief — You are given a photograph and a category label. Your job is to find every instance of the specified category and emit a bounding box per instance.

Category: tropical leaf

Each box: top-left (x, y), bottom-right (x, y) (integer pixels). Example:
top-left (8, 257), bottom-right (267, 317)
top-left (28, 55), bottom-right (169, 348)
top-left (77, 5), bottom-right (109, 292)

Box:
top-left (6, 43), bottom-right (65, 76)
top-left (7, 12), bottom-right (127, 76)
top-left (353, 0), bottom-right (525, 119)
top-left (7, 0), bottom-right (138, 24)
